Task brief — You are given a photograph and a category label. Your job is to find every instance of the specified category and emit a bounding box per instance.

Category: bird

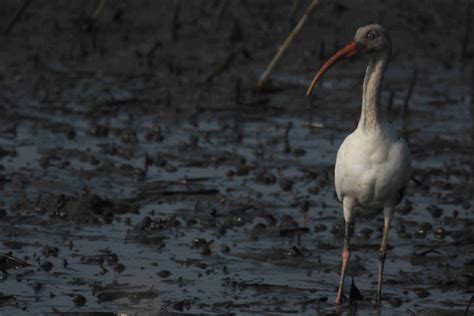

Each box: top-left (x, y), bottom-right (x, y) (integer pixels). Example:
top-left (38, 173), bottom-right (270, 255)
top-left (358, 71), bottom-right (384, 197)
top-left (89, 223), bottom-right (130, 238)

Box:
top-left (306, 24), bottom-right (411, 305)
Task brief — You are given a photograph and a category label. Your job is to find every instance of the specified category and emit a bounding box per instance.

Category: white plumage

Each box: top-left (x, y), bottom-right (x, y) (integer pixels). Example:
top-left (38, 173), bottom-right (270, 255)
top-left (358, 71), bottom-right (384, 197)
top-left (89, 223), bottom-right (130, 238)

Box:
top-left (336, 125), bottom-right (411, 220)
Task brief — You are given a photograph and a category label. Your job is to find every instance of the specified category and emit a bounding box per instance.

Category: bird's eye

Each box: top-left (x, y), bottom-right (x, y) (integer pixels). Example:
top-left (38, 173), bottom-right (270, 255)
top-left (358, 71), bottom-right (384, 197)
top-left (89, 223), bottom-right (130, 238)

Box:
top-left (366, 31), bottom-right (376, 40)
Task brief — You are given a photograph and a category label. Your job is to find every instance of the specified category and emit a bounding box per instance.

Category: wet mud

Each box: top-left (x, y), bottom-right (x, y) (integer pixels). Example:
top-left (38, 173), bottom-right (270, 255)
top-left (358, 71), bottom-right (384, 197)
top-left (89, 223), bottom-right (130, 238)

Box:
top-left (0, 0), bottom-right (473, 315)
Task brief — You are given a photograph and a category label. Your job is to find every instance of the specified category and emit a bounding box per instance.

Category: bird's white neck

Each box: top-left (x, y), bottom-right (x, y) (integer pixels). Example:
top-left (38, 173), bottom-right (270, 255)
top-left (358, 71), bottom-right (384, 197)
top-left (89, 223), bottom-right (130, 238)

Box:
top-left (358, 53), bottom-right (390, 131)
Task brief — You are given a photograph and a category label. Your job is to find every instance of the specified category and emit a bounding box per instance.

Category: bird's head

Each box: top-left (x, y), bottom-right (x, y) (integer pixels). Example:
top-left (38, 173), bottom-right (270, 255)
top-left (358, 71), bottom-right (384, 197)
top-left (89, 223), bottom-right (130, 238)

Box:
top-left (353, 24), bottom-right (391, 54)
top-left (306, 24), bottom-right (392, 97)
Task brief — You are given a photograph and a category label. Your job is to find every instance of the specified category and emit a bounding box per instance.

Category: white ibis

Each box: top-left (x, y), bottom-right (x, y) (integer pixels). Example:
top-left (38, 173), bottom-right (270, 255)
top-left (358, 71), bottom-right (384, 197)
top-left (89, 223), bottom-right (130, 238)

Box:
top-left (306, 24), bottom-right (411, 304)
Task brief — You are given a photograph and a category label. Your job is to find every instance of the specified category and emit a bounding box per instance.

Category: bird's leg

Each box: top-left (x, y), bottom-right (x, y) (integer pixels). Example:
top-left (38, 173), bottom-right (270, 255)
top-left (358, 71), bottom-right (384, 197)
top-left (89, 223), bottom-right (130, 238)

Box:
top-left (376, 207), bottom-right (394, 304)
top-left (335, 221), bottom-right (352, 305)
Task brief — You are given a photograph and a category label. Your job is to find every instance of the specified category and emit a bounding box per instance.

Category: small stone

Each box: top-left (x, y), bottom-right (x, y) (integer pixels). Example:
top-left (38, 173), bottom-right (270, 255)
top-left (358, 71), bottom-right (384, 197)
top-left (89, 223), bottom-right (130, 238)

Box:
top-left (73, 294), bottom-right (86, 307)
top-left (200, 244), bottom-right (212, 256)
top-left (192, 238), bottom-right (207, 248)
top-left (233, 216), bottom-right (246, 227)
top-left (114, 263), bottom-right (126, 273)
top-left (157, 270), bottom-right (171, 278)
top-left (106, 253), bottom-right (119, 265)
top-left (41, 261), bottom-right (53, 272)
top-left (415, 229), bottom-right (426, 238)
top-left (434, 227), bottom-right (448, 239)
top-left (330, 223), bottom-right (342, 235)
top-left (413, 288), bottom-right (430, 298)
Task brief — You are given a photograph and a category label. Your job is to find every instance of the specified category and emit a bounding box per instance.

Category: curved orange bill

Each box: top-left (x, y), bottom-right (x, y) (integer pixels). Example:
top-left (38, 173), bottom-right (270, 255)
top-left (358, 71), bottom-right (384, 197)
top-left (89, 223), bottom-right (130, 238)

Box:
top-left (306, 41), bottom-right (359, 97)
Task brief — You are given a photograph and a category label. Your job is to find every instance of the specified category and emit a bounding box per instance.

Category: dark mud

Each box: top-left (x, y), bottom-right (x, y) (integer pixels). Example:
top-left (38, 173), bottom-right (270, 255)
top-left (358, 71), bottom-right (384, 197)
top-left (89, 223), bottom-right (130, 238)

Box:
top-left (0, 0), bottom-right (473, 315)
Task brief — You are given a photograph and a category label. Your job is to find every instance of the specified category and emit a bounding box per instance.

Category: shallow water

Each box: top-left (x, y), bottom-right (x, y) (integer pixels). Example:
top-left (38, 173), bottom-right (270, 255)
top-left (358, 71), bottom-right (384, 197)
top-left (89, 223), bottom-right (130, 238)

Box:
top-left (1, 62), bottom-right (472, 314)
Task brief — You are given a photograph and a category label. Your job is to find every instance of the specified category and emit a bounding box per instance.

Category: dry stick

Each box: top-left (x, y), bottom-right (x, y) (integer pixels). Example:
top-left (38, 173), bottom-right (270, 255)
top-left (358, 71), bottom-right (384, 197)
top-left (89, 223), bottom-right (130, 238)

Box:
top-left (403, 68), bottom-right (417, 116)
top-left (256, 0), bottom-right (320, 90)
top-left (147, 40), bottom-right (162, 68)
top-left (3, 0), bottom-right (33, 35)
top-left (410, 176), bottom-right (423, 186)
top-left (465, 295), bottom-right (474, 316)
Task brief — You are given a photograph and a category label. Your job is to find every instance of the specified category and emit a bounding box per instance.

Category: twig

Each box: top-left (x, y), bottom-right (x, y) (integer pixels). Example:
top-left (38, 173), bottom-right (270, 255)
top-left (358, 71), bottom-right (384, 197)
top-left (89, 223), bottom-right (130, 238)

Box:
top-left (51, 307), bottom-right (64, 316)
top-left (288, 0), bottom-right (300, 23)
top-left (465, 294), bottom-right (474, 316)
top-left (406, 309), bottom-right (416, 316)
top-left (256, 0), bottom-right (320, 90)
top-left (3, 0), bottom-right (33, 35)
top-left (91, 0), bottom-right (107, 20)
top-left (413, 247), bottom-right (437, 256)
top-left (204, 46), bottom-right (243, 83)
top-left (403, 68), bottom-right (417, 116)
top-left (147, 40), bottom-right (162, 68)
top-left (410, 176), bottom-right (423, 186)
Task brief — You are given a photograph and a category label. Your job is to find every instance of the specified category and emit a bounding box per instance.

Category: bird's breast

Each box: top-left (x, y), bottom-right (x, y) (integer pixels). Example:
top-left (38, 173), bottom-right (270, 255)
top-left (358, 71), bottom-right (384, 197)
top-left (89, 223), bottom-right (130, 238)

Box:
top-left (335, 127), bottom-right (411, 208)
